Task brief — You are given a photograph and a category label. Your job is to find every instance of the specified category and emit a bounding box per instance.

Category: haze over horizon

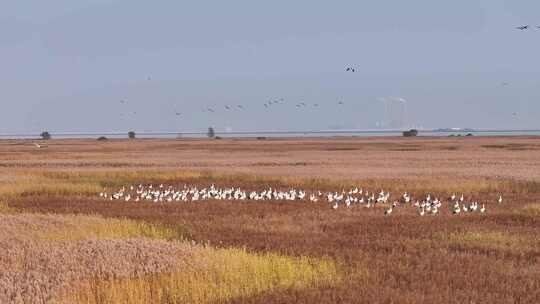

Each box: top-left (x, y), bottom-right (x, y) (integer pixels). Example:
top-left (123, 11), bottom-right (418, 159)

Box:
top-left (2, 0), bottom-right (540, 134)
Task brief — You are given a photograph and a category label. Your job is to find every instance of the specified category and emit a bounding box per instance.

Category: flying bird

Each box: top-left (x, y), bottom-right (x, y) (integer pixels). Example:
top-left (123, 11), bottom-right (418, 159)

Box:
top-left (516, 25), bottom-right (529, 30)
top-left (346, 67), bottom-right (356, 72)
top-left (338, 101), bottom-right (344, 105)
top-left (225, 105), bottom-right (231, 110)
top-left (237, 105), bottom-right (244, 109)
top-left (175, 112), bottom-right (182, 116)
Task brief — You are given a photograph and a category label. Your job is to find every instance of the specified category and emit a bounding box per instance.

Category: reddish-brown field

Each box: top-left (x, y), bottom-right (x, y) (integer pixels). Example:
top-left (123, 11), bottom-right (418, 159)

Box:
top-left (2, 136), bottom-right (540, 181)
top-left (1, 136), bottom-right (539, 303)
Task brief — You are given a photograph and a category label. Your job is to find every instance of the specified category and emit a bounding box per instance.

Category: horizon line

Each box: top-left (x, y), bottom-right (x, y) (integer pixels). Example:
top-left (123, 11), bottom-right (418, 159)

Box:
top-left (1, 128), bottom-right (539, 138)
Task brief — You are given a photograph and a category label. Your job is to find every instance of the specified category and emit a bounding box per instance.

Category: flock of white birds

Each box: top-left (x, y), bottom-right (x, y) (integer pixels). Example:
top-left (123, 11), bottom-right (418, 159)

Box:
top-left (99, 184), bottom-right (503, 216)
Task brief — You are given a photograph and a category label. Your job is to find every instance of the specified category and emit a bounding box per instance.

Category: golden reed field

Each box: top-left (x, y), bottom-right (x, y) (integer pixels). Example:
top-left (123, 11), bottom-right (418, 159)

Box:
top-left (0, 136), bottom-right (539, 303)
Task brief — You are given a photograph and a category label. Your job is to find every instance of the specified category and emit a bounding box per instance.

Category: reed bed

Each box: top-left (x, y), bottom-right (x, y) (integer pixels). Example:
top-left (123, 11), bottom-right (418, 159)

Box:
top-left (1, 137), bottom-right (539, 303)
top-left (67, 248), bottom-right (340, 304)
top-left (0, 212), bottom-right (340, 303)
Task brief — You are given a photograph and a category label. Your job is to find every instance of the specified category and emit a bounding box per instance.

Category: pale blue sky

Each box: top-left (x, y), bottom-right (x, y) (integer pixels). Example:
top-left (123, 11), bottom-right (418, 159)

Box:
top-left (1, 0), bottom-right (539, 133)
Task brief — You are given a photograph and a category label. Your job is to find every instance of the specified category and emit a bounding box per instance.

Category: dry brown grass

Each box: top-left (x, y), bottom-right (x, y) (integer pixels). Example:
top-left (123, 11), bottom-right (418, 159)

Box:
top-left (1, 137), bottom-right (540, 303)
top-left (0, 201), bottom-right (15, 214)
top-left (441, 230), bottom-right (540, 253)
top-left (2, 136), bottom-right (540, 181)
top-left (518, 204), bottom-right (540, 217)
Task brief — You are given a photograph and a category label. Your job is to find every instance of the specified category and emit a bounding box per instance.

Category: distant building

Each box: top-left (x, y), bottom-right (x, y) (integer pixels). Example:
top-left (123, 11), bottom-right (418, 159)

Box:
top-left (380, 97), bottom-right (407, 129)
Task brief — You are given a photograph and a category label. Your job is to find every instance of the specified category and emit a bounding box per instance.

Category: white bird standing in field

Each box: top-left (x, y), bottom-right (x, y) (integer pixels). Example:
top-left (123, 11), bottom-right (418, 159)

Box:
top-left (498, 195), bottom-right (503, 204)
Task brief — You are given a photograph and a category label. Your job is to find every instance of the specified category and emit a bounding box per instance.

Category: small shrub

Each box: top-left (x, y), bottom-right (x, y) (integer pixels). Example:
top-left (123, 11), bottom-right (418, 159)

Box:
top-left (207, 127), bottom-right (215, 138)
top-left (128, 131), bottom-right (136, 139)
top-left (402, 129), bottom-right (418, 137)
top-left (40, 131), bottom-right (51, 140)
top-left (97, 136), bottom-right (108, 141)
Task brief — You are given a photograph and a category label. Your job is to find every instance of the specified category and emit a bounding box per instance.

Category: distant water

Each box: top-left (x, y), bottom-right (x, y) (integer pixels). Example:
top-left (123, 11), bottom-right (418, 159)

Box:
top-left (1, 129), bottom-right (539, 139)
top-left (420, 130), bottom-right (540, 137)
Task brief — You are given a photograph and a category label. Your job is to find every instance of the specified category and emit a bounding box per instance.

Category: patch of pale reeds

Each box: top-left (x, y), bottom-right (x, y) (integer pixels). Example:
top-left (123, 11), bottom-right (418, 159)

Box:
top-left (0, 212), bottom-right (342, 303)
top-left (0, 174), bottom-right (101, 200)
top-left (66, 247), bottom-right (341, 304)
top-left (42, 215), bottom-right (188, 242)
top-left (441, 231), bottom-right (539, 252)
top-left (0, 213), bottom-right (186, 242)
top-left (517, 204), bottom-right (540, 217)
top-left (0, 238), bottom-right (198, 303)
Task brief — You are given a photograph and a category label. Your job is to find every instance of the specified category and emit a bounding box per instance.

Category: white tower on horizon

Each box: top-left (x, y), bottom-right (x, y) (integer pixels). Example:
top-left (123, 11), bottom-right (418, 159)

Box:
top-left (378, 97), bottom-right (407, 129)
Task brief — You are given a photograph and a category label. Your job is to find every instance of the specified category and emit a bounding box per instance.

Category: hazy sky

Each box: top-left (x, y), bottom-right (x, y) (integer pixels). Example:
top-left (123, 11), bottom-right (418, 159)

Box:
top-left (1, 0), bottom-right (539, 133)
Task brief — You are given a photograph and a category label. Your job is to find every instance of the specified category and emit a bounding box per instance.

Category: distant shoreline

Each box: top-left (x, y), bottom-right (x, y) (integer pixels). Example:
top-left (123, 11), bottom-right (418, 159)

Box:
top-left (1, 129), bottom-right (539, 139)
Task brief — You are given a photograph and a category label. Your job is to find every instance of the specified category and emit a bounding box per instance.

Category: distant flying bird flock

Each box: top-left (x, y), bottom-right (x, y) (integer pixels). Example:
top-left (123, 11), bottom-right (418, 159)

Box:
top-left (113, 47), bottom-right (524, 124)
top-left (117, 90), bottom-right (347, 121)
top-left (99, 183), bottom-right (503, 216)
